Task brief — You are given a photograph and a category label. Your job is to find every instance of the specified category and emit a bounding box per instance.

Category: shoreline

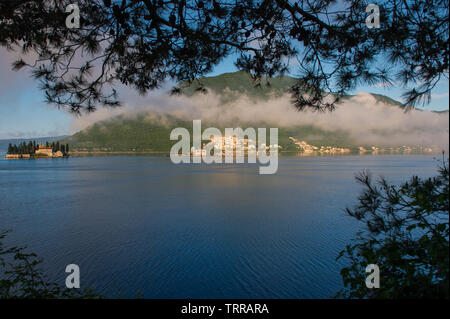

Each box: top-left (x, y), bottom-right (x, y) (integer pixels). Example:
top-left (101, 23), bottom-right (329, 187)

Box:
top-left (4, 154), bottom-right (70, 159)
top-left (4, 150), bottom-right (443, 159)
top-left (69, 150), bottom-right (441, 157)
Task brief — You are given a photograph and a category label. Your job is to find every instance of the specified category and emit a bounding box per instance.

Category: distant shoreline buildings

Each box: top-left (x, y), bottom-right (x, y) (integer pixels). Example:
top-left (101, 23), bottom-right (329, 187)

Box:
top-left (5, 141), bottom-right (69, 159)
top-left (288, 137), bottom-right (435, 155)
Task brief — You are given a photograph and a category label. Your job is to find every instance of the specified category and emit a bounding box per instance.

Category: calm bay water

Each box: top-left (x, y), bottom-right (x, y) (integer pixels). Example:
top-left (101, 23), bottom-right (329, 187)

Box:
top-left (0, 155), bottom-right (440, 298)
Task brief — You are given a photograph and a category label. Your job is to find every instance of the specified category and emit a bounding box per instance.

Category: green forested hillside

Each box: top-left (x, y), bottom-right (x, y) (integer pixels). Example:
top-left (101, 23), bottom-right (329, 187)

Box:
top-left (180, 71), bottom-right (298, 101)
top-left (64, 115), bottom-right (186, 152)
top-left (63, 116), bottom-right (354, 153)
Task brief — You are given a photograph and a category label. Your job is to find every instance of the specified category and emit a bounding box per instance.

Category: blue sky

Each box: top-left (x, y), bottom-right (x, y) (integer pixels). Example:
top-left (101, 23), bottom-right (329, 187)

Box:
top-left (0, 49), bottom-right (448, 139)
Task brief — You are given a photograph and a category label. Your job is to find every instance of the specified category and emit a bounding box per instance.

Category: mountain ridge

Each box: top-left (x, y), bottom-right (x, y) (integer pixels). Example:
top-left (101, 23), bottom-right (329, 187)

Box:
top-left (179, 70), bottom-right (407, 108)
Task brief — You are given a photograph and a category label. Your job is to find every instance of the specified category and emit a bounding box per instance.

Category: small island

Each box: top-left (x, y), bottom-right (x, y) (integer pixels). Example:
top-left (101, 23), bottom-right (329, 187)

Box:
top-left (5, 141), bottom-right (70, 159)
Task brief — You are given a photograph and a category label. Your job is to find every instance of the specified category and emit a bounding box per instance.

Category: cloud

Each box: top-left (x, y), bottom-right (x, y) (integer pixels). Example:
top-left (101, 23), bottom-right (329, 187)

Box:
top-left (71, 90), bottom-right (449, 150)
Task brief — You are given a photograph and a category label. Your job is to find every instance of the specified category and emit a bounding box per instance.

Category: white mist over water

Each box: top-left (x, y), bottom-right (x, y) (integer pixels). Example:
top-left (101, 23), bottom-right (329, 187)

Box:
top-left (71, 90), bottom-right (449, 150)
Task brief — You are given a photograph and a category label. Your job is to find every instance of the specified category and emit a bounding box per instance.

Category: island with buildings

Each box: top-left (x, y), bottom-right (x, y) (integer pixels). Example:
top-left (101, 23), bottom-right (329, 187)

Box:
top-left (5, 141), bottom-right (70, 159)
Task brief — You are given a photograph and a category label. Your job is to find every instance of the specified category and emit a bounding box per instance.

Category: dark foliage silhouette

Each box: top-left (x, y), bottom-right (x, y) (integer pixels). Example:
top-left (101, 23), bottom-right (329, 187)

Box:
top-left (337, 158), bottom-right (449, 298)
top-left (0, 230), bottom-right (100, 298)
top-left (0, 0), bottom-right (448, 113)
